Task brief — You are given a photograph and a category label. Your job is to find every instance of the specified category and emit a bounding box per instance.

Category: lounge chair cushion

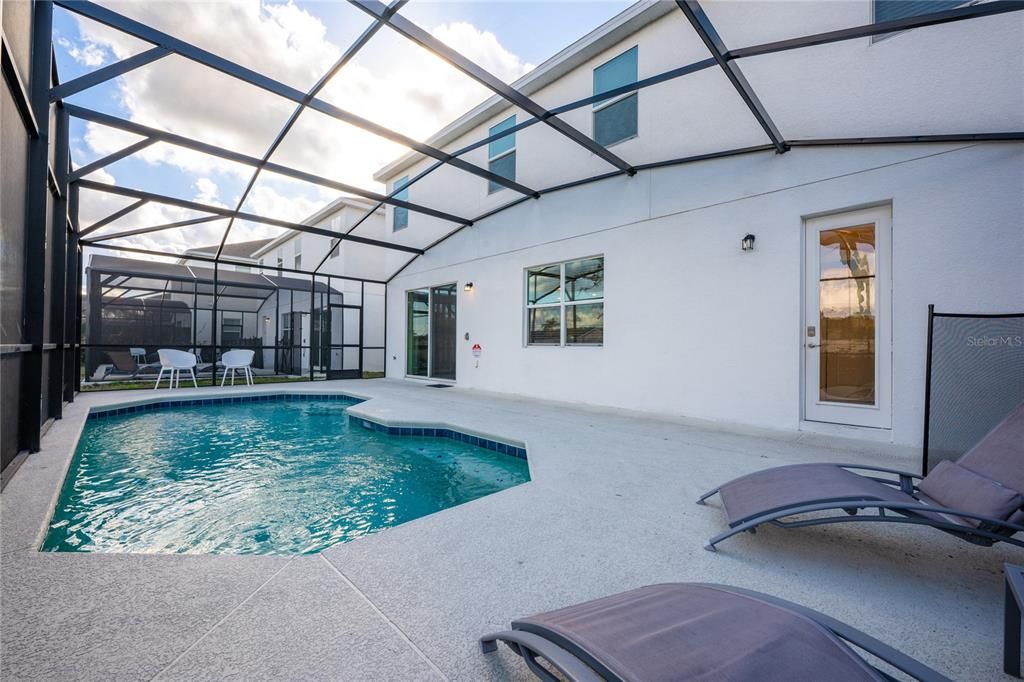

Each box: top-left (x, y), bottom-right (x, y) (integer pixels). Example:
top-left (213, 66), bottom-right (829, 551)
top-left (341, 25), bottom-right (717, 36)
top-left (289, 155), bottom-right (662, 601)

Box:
top-left (513, 583), bottom-right (885, 682)
top-left (919, 460), bottom-right (1023, 526)
top-left (717, 463), bottom-right (921, 526)
top-left (955, 402), bottom-right (1024, 524)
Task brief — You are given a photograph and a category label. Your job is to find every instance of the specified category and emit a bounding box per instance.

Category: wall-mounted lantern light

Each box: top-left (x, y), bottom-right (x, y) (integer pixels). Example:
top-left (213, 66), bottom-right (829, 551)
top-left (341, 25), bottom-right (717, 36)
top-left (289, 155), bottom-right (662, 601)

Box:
top-left (464, 282), bottom-right (474, 292)
top-left (741, 234), bottom-right (756, 252)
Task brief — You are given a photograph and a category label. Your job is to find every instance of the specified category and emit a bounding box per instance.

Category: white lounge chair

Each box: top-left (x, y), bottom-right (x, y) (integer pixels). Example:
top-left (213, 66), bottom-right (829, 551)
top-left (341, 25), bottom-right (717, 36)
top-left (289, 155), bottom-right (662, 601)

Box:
top-left (154, 349), bottom-right (198, 389)
top-left (220, 349), bottom-right (255, 386)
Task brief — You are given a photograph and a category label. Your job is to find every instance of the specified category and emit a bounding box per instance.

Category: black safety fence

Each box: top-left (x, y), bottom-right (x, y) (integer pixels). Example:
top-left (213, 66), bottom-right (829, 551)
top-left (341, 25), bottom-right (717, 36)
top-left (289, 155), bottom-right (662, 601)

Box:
top-left (922, 306), bottom-right (1024, 474)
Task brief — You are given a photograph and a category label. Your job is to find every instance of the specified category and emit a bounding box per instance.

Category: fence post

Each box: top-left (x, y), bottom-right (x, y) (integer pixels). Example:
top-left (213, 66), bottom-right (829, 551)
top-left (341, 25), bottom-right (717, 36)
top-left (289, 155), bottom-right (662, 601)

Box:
top-left (921, 304), bottom-right (935, 475)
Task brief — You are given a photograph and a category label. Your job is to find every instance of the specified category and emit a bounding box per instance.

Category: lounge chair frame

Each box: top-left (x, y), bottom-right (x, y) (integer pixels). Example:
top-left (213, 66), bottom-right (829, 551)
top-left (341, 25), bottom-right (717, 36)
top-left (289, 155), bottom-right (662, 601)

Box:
top-left (698, 463), bottom-right (1024, 552)
top-left (481, 583), bottom-right (952, 682)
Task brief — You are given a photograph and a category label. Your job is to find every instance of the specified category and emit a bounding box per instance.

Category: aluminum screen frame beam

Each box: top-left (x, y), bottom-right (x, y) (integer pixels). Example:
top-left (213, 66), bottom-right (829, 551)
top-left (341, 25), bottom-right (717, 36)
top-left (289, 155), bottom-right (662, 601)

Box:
top-left (676, 0), bottom-right (787, 154)
top-left (87, 215), bottom-right (224, 243)
top-left (49, 46), bottom-right (168, 101)
top-left (81, 241), bottom-right (389, 285)
top-left (69, 137), bottom-right (156, 181)
top-left (352, 0), bottom-right (635, 175)
top-left (79, 198), bottom-right (148, 237)
top-left (53, 0), bottom-right (538, 198)
top-left (788, 132), bottom-right (1024, 146)
top-left (64, 104), bottom-right (472, 226)
top-left (76, 179), bottom-right (424, 255)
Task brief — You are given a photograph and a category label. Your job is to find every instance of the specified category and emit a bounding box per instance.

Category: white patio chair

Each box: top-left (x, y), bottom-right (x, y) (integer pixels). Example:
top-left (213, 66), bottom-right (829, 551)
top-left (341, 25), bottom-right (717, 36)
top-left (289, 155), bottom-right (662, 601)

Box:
top-left (220, 349), bottom-right (255, 386)
top-left (154, 349), bottom-right (198, 389)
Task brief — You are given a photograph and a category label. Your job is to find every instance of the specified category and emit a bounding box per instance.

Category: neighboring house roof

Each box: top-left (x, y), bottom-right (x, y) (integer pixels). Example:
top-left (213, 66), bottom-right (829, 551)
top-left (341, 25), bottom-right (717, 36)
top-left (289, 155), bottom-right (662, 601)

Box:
top-left (182, 238), bottom-right (274, 261)
top-left (250, 194), bottom-right (384, 259)
top-left (373, 0), bottom-right (673, 182)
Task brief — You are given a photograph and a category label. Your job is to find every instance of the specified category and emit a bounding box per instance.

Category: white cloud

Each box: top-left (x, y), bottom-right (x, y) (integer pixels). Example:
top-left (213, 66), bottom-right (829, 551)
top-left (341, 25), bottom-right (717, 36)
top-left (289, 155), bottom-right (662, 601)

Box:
top-left (57, 36), bottom-right (110, 67)
top-left (193, 177), bottom-right (221, 206)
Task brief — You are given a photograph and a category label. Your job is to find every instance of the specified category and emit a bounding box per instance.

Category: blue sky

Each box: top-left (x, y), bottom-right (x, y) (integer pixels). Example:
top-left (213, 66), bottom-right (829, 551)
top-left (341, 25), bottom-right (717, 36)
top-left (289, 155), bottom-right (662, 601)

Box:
top-left (53, 1), bottom-right (632, 256)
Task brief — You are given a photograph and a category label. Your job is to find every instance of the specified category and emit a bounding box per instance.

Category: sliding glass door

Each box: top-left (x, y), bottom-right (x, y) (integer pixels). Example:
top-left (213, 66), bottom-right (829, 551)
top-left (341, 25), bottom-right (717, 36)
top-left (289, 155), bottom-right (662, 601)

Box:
top-left (406, 284), bottom-right (457, 380)
top-left (406, 290), bottom-right (429, 377)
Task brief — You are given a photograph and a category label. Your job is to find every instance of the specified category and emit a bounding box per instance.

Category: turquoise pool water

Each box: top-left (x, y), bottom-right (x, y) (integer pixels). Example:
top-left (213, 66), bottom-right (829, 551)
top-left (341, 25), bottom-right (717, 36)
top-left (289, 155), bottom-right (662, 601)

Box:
top-left (43, 400), bottom-right (529, 555)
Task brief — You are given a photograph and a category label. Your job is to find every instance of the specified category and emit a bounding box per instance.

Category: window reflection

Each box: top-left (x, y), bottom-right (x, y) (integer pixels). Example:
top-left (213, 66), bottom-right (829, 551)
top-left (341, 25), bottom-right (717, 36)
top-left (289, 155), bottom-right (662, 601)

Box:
top-left (528, 308), bottom-right (561, 345)
top-left (566, 303), bottom-right (603, 344)
top-left (527, 264), bottom-right (561, 305)
top-left (565, 257), bottom-right (604, 301)
top-left (525, 256), bottom-right (604, 346)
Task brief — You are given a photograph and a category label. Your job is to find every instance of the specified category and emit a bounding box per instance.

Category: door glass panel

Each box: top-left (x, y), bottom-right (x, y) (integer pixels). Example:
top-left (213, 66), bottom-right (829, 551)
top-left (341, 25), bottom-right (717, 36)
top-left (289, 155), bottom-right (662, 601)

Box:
top-left (406, 290), bottom-right (429, 376)
top-left (818, 224), bottom-right (876, 405)
top-left (430, 284), bottom-right (457, 381)
top-left (343, 308), bottom-right (360, 345)
top-left (330, 309), bottom-right (343, 343)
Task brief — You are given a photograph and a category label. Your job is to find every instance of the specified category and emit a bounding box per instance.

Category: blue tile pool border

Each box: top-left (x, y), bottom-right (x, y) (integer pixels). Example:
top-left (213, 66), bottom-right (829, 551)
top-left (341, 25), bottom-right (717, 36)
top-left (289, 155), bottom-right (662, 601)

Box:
top-left (87, 393), bottom-right (363, 420)
top-left (351, 418), bottom-right (527, 460)
top-left (87, 393), bottom-right (528, 461)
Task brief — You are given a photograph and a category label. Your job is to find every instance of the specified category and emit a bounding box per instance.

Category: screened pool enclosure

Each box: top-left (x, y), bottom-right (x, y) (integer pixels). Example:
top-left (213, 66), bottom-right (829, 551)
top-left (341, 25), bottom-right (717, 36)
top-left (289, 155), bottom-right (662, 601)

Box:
top-left (3, 0), bottom-right (1022, 461)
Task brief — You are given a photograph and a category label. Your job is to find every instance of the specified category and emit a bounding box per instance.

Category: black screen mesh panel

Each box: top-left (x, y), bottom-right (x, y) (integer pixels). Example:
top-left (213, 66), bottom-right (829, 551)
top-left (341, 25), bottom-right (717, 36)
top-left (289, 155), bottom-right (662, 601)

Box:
top-left (924, 311), bottom-right (1024, 473)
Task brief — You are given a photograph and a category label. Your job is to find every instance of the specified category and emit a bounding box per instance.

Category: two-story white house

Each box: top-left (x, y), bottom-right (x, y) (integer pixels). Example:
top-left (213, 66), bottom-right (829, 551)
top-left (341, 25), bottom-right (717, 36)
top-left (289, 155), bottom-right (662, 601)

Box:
top-left (248, 195), bottom-right (388, 378)
top-left (370, 0), bottom-right (1023, 446)
top-left (250, 195), bottom-right (386, 280)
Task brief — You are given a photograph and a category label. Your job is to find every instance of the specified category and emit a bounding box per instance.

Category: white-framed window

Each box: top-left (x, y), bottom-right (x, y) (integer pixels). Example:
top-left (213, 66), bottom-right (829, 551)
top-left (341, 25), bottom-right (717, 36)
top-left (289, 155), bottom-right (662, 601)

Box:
top-left (593, 46), bottom-right (638, 147)
top-left (293, 237), bottom-right (302, 270)
top-left (525, 256), bottom-right (604, 346)
top-left (328, 216), bottom-right (342, 259)
top-left (275, 253), bottom-right (283, 273)
top-left (871, 0), bottom-right (965, 42)
top-left (487, 115), bottom-right (516, 194)
top-left (393, 176), bottom-right (409, 231)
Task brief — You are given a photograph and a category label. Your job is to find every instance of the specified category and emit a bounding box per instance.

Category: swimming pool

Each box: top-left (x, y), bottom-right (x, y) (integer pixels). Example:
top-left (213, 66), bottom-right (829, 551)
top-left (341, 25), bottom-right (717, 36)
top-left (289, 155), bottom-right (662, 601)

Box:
top-left (43, 396), bottom-right (529, 555)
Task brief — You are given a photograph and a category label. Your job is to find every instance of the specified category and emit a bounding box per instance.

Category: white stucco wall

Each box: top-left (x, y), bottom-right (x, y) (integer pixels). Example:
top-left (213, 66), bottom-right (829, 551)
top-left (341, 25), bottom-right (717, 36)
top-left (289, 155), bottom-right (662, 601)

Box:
top-left (385, 142), bottom-right (1024, 445)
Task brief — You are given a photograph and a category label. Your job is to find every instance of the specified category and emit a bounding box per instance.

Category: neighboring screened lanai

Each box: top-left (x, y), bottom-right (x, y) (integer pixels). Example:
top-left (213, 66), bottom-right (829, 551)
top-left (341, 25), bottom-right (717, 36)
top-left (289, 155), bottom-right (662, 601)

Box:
top-left (85, 255), bottom-right (382, 383)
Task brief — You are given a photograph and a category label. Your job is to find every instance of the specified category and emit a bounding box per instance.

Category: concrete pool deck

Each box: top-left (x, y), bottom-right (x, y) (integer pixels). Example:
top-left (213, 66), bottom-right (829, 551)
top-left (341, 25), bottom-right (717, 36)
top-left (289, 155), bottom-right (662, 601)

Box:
top-left (1, 379), bottom-right (1019, 680)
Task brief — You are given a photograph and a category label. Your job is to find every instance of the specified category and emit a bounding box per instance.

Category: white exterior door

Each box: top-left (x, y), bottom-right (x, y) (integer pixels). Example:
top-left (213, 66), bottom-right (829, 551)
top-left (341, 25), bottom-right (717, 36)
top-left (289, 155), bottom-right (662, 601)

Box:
top-left (804, 206), bottom-right (891, 429)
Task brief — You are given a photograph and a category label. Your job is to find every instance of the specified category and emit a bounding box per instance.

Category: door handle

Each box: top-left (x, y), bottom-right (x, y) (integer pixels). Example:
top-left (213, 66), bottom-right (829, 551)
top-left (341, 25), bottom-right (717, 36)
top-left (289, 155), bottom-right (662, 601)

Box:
top-left (805, 342), bottom-right (819, 348)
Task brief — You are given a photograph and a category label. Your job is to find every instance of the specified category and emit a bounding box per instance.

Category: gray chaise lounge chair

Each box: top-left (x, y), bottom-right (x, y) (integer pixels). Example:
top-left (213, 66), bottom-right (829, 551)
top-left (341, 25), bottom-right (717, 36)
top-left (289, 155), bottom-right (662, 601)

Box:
top-left (481, 583), bottom-right (951, 681)
top-left (699, 402), bottom-right (1024, 552)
